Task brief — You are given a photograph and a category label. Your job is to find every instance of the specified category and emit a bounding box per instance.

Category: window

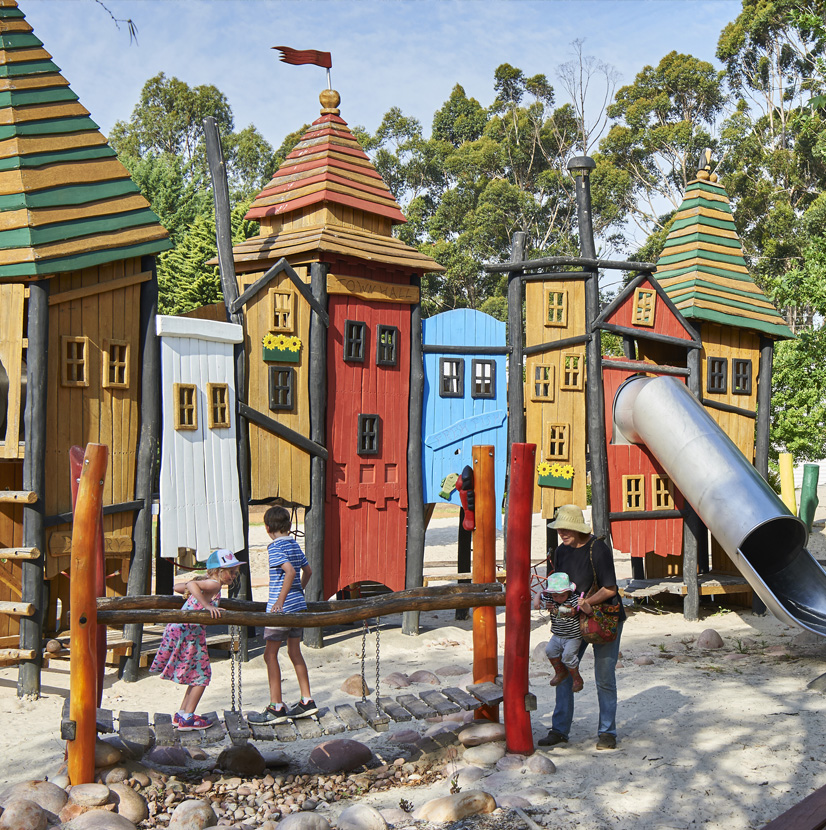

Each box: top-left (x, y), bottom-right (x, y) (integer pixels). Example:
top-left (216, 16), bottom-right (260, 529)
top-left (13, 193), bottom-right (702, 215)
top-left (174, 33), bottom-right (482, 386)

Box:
top-left (707, 357), bottom-right (728, 394)
top-left (61, 336), bottom-right (89, 387)
top-left (269, 289), bottom-right (294, 333)
top-left (102, 339), bottom-right (129, 388)
top-left (632, 288), bottom-right (656, 327)
top-left (732, 359), bottom-right (752, 395)
top-left (357, 414), bottom-right (380, 455)
top-left (439, 358), bottom-right (464, 397)
top-left (622, 475), bottom-right (645, 511)
top-left (268, 367), bottom-right (295, 411)
top-left (547, 423), bottom-right (569, 460)
top-left (376, 325), bottom-right (398, 366)
top-left (207, 383), bottom-right (230, 429)
top-left (471, 359), bottom-right (495, 399)
top-left (560, 353), bottom-right (584, 390)
top-left (344, 320), bottom-right (367, 362)
top-left (174, 383), bottom-right (197, 430)
top-left (532, 364), bottom-right (554, 401)
top-left (651, 475), bottom-right (674, 509)
top-left (544, 288), bottom-right (568, 327)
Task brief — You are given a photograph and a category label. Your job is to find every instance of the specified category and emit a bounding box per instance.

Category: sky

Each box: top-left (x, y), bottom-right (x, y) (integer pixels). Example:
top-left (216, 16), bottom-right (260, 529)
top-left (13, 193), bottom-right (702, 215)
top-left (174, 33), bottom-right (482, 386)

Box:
top-left (25, 0), bottom-right (742, 149)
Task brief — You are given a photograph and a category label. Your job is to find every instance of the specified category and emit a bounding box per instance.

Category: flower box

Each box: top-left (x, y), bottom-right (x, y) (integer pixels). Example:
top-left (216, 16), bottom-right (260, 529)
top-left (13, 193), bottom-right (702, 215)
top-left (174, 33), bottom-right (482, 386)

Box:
top-left (263, 346), bottom-right (300, 363)
top-left (538, 473), bottom-right (574, 489)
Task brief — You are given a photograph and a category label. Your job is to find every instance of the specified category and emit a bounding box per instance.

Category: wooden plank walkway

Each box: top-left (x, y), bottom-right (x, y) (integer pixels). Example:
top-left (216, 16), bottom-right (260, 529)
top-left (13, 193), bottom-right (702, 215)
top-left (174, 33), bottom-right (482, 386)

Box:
top-left (619, 572), bottom-right (751, 599)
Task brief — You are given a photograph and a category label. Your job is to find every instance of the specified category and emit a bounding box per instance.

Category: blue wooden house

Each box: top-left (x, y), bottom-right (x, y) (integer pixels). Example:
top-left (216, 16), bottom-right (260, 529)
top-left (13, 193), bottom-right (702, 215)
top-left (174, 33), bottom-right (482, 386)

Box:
top-left (422, 309), bottom-right (508, 528)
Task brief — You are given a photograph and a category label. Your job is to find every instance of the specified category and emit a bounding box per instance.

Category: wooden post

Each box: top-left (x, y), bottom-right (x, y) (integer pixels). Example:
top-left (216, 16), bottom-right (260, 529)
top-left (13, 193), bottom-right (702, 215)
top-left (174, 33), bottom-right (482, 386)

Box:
top-left (17, 278), bottom-right (48, 699)
top-left (68, 443), bottom-right (108, 785)
top-left (403, 275), bottom-right (425, 636)
top-left (472, 445), bottom-right (498, 721)
top-left (122, 256), bottom-right (161, 681)
top-left (504, 443), bottom-right (535, 754)
top-left (304, 261), bottom-right (329, 649)
top-left (752, 335), bottom-right (774, 616)
top-left (203, 116), bottom-right (252, 657)
top-left (682, 321), bottom-right (703, 621)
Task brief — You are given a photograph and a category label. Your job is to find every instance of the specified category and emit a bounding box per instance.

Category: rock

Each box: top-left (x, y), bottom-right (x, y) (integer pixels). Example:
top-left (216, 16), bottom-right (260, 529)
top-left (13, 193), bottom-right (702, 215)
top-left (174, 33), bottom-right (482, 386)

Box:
top-left (94, 738), bottom-right (123, 768)
top-left (1, 780), bottom-right (67, 814)
top-left (793, 630), bottom-right (821, 647)
top-left (59, 803), bottom-right (87, 824)
top-left (341, 675), bottom-right (370, 696)
top-left (765, 645), bottom-right (790, 657)
top-left (102, 766), bottom-right (130, 785)
top-left (275, 814), bottom-right (332, 830)
top-left (309, 739), bottom-right (372, 773)
top-left (388, 729), bottom-right (420, 744)
top-left (458, 722), bottom-right (506, 747)
top-left (336, 804), bottom-right (388, 830)
top-left (453, 766), bottom-right (485, 789)
top-left (216, 744), bottom-right (266, 776)
top-left (261, 750), bottom-right (290, 768)
top-left (99, 735), bottom-right (146, 761)
top-left (407, 670), bottom-right (439, 685)
top-left (109, 783), bottom-right (148, 824)
top-left (526, 753), bottom-right (556, 774)
top-left (50, 774), bottom-right (71, 789)
top-left (531, 641), bottom-right (550, 663)
top-left (495, 754), bottom-right (525, 771)
top-left (414, 791), bottom-right (496, 823)
top-left (723, 653), bottom-right (749, 661)
top-left (697, 629), bottom-right (724, 649)
top-left (424, 722), bottom-right (458, 738)
top-left (68, 783), bottom-right (111, 808)
top-left (259, 823), bottom-right (279, 830)
top-left (383, 672), bottom-right (410, 689)
top-left (45, 638), bottom-right (63, 654)
top-left (0, 799), bottom-right (47, 830)
top-left (188, 748), bottom-right (208, 761)
top-left (634, 657), bottom-right (655, 666)
top-left (496, 795), bottom-right (531, 809)
top-left (64, 810), bottom-right (138, 829)
top-left (379, 808), bottom-right (410, 825)
top-left (168, 798), bottom-right (218, 829)
top-left (145, 745), bottom-right (191, 767)
top-left (435, 665), bottom-right (469, 677)
top-left (131, 772), bottom-right (151, 788)
top-left (462, 742), bottom-right (506, 767)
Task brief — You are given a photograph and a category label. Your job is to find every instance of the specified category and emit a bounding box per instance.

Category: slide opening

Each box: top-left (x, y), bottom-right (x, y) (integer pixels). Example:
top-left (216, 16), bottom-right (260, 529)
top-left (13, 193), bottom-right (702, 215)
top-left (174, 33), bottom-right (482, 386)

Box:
top-left (738, 516), bottom-right (807, 575)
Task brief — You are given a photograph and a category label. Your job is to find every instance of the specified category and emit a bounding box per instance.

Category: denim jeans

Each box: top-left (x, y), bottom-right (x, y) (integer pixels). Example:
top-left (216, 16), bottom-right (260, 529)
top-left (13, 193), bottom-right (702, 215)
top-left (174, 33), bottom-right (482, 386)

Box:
top-left (551, 619), bottom-right (623, 739)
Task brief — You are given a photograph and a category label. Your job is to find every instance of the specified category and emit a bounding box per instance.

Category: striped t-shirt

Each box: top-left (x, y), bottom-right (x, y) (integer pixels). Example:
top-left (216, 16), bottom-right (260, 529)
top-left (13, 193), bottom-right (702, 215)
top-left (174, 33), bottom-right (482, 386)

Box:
top-left (267, 536), bottom-right (309, 614)
top-left (545, 593), bottom-right (581, 638)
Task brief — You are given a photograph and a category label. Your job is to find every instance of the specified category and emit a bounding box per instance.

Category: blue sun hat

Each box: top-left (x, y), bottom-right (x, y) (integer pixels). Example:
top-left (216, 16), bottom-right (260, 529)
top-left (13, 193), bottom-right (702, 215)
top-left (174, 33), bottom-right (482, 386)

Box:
top-left (547, 572), bottom-right (576, 593)
top-left (206, 549), bottom-right (242, 569)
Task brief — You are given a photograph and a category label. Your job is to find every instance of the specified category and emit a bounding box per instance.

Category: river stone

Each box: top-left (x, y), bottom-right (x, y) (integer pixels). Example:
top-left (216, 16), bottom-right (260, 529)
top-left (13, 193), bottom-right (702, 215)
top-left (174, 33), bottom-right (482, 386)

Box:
top-left (145, 745), bottom-right (191, 767)
top-left (696, 629), bottom-right (724, 649)
top-left (50, 774), bottom-right (71, 789)
top-left (309, 739), bottom-right (372, 773)
top-left (167, 798), bottom-right (218, 829)
top-left (453, 765), bottom-right (485, 789)
top-left (99, 735), bottom-right (145, 761)
top-left (109, 783), bottom-right (148, 824)
top-left (495, 754), bottom-right (525, 771)
top-left (93, 737), bottom-right (123, 769)
top-left (261, 750), bottom-right (290, 768)
top-left (388, 729), bottom-right (420, 744)
top-left (336, 804), bottom-right (388, 830)
top-left (435, 665), bottom-right (469, 677)
top-left (68, 783), bottom-right (111, 807)
top-left (407, 670), bottom-right (439, 685)
top-left (462, 743), bottom-right (506, 766)
top-left (275, 813), bottom-right (332, 830)
top-left (64, 810), bottom-right (138, 829)
top-left (526, 753), bottom-right (556, 774)
top-left (1, 779), bottom-right (67, 814)
top-left (102, 766), bottom-right (130, 784)
top-left (414, 791), bottom-right (496, 823)
top-left (341, 675), bottom-right (370, 696)
top-left (634, 657), bottom-right (655, 666)
top-left (216, 744), bottom-right (266, 776)
top-left (458, 722), bottom-right (506, 747)
top-left (379, 808), bottom-right (410, 825)
top-left (0, 798), bottom-right (47, 830)
top-left (383, 672), bottom-right (410, 689)
top-left (496, 795), bottom-right (531, 809)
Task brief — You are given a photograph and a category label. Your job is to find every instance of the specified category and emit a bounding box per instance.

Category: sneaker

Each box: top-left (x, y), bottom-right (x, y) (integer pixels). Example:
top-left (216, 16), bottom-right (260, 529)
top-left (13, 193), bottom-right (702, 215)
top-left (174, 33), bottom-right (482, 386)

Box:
top-left (177, 713), bottom-right (212, 731)
top-left (287, 699), bottom-right (319, 719)
top-left (537, 730), bottom-right (568, 747)
top-left (596, 733), bottom-right (617, 750)
top-left (247, 704), bottom-right (289, 725)
top-left (172, 713), bottom-right (184, 728)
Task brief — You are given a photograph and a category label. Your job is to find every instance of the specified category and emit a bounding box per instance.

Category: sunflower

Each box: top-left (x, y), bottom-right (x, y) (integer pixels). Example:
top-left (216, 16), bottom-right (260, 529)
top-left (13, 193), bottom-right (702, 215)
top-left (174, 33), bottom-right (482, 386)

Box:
top-left (287, 336), bottom-right (302, 352)
top-left (262, 333), bottom-right (278, 349)
top-left (549, 463), bottom-right (564, 478)
top-left (274, 334), bottom-right (289, 350)
top-left (537, 461), bottom-right (552, 477)
top-left (559, 465), bottom-right (574, 479)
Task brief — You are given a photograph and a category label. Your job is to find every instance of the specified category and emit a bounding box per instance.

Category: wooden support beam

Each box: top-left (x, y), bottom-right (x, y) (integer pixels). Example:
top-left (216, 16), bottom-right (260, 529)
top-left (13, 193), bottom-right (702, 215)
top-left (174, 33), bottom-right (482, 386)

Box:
top-left (0, 648), bottom-right (35, 660)
top-left (240, 402), bottom-right (328, 460)
top-left (0, 600), bottom-right (34, 616)
top-left (0, 490), bottom-right (36, 504)
top-left (48, 271), bottom-right (152, 306)
top-left (0, 547), bottom-right (40, 560)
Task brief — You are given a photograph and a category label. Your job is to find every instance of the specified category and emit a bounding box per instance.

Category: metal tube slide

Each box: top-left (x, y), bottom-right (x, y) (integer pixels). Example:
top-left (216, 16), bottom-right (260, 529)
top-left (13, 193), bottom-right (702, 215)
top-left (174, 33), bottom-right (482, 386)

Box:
top-left (614, 376), bottom-right (826, 634)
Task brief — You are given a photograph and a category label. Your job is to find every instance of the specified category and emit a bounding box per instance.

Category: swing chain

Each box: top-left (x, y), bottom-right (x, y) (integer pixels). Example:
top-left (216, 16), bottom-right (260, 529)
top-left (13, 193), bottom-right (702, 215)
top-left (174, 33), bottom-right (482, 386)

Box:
top-left (360, 620), bottom-right (369, 703)
top-left (230, 625), bottom-right (242, 713)
top-left (375, 621), bottom-right (381, 711)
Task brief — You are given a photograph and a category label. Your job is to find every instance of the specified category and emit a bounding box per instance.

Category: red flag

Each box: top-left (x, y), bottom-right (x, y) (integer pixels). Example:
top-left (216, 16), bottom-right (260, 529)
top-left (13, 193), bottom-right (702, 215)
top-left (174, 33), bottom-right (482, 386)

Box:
top-left (273, 46), bottom-right (332, 69)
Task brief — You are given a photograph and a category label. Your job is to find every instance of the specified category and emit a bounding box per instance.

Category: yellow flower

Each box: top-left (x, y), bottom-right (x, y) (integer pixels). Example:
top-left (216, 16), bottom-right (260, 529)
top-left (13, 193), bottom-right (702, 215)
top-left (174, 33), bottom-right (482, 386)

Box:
top-left (559, 465), bottom-right (574, 480)
top-left (549, 463), bottom-right (564, 478)
top-left (262, 333), bottom-right (277, 349)
top-left (287, 336), bottom-right (302, 352)
top-left (537, 462), bottom-right (552, 477)
top-left (274, 334), bottom-right (289, 350)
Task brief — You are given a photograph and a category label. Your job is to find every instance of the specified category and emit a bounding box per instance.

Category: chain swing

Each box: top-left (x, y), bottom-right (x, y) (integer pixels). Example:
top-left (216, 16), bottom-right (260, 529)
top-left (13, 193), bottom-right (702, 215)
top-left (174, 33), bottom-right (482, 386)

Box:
top-left (360, 618), bottom-right (382, 713)
top-left (229, 624), bottom-right (243, 714)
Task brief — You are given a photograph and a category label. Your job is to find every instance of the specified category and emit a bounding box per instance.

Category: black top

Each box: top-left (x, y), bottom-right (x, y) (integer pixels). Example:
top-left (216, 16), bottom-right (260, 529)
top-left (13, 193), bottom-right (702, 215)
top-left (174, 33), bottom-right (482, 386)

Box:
top-left (550, 537), bottom-right (626, 621)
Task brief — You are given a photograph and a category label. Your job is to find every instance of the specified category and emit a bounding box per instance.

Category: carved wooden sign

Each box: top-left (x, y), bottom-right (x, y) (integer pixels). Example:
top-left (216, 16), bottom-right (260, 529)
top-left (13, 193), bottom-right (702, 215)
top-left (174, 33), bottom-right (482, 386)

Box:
top-left (327, 273), bottom-right (419, 304)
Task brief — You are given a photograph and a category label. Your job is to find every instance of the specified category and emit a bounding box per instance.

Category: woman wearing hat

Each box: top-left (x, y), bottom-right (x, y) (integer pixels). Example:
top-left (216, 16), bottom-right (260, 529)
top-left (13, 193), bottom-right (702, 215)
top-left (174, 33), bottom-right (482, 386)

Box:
top-left (538, 504), bottom-right (625, 750)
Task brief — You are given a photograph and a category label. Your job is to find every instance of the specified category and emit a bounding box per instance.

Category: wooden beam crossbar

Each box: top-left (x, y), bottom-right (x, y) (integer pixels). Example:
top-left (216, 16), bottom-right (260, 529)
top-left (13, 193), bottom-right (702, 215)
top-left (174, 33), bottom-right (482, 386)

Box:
top-left (0, 547), bottom-right (40, 560)
top-left (701, 398), bottom-right (757, 419)
top-left (602, 360), bottom-right (690, 378)
top-left (520, 270), bottom-right (593, 282)
top-left (45, 500), bottom-right (144, 528)
top-left (597, 322), bottom-right (702, 350)
top-left (0, 490), bottom-right (37, 504)
top-left (421, 345), bottom-right (510, 355)
top-left (523, 334), bottom-right (590, 358)
top-left (609, 509), bottom-right (685, 521)
top-left (0, 600), bottom-right (35, 616)
top-left (48, 271), bottom-right (152, 306)
top-left (240, 402), bottom-right (328, 459)
top-left (485, 256), bottom-right (657, 274)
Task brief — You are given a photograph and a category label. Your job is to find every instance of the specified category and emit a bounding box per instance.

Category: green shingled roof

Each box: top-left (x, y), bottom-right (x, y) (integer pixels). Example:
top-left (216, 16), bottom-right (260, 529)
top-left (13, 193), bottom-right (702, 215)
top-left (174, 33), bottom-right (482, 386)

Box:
top-left (654, 177), bottom-right (793, 340)
top-left (0, 0), bottom-right (170, 279)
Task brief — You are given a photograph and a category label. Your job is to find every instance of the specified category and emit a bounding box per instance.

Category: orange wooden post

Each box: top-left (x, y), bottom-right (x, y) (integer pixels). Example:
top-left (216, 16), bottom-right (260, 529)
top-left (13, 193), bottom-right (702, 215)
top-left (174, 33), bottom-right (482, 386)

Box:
top-left (504, 443), bottom-right (536, 754)
top-left (472, 445), bottom-right (498, 721)
top-left (68, 443), bottom-right (108, 785)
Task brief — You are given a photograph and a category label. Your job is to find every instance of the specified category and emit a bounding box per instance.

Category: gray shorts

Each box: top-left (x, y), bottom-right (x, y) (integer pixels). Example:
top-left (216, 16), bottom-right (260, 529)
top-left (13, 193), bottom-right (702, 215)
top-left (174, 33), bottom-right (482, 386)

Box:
top-left (263, 627), bottom-right (303, 643)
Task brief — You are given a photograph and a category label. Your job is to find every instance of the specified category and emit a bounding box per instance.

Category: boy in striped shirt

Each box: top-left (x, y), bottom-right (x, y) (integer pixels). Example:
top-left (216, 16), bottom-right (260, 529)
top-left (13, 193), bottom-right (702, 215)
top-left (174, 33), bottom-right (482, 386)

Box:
top-left (541, 572), bottom-right (585, 693)
top-left (248, 506), bottom-right (317, 724)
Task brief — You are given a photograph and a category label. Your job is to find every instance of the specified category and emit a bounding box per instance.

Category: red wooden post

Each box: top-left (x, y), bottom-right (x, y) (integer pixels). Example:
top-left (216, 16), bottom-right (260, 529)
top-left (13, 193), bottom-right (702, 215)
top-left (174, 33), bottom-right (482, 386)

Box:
top-left (504, 443), bottom-right (536, 754)
top-left (68, 443), bottom-right (108, 785)
top-left (472, 445), bottom-right (498, 721)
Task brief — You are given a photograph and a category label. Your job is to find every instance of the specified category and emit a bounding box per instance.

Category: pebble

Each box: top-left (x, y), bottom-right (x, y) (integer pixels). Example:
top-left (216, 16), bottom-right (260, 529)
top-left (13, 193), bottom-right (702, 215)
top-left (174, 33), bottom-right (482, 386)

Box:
top-left (216, 744), bottom-right (266, 776)
top-left (407, 670), bottom-right (440, 685)
top-left (336, 803), bottom-right (388, 830)
top-left (452, 765), bottom-right (485, 789)
top-left (414, 790), bottom-right (496, 822)
top-left (94, 738), bottom-right (123, 768)
top-left (341, 675), bottom-right (370, 696)
top-left (525, 753), bottom-right (556, 774)
top-left (68, 783), bottom-right (111, 807)
top-left (696, 629), bottom-right (724, 649)
top-left (63, 810), bottom-right (138, 829)
top-left (495, 754), bottom-right (525, 771)
top-left (145, 745), bottom-right (191, 767)
top-left (383, 672), bottom-right (410, 688)
top-left (634, 657), bottom-right (655, 665)
top-left (109, 782), bottom-right (149, 824)
top-left (310, 739), bottom-right (372, 772)
top-left (0, 798), bottom-right (47, 830)
top-left (462, 742), bottom-right (506, 767)
top-left (458, 722), bottom-right (506, 747)
top-left (1, 779), bottom-right (68, 814)
top-left (167, 798), bottom-right (218, 829)
top-left (102, 766), bottom-right (130, 784)
top-left (275, 813), bottom-right (332, 830)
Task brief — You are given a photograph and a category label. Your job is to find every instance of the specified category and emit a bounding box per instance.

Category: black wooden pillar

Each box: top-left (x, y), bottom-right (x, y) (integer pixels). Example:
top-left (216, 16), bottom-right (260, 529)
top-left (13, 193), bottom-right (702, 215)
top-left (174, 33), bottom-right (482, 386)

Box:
top-left (568, 156), bottom-right (609, 541)
top-left (506, 233), bottom-right (528, 452)
top-left (403, 275), bottom-right (425, 636)
top-left (122, 257), bottom-right (162, 681)
top-left (304, 262), bottom-right (329, 648)
top-left (18, 278), bottom-right (49, 698)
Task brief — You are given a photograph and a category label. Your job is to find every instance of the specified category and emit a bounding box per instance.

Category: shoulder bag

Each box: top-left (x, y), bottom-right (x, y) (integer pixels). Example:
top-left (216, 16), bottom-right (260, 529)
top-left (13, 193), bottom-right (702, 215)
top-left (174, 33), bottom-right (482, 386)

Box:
top-left (579, 540), bottom-right (621, 645)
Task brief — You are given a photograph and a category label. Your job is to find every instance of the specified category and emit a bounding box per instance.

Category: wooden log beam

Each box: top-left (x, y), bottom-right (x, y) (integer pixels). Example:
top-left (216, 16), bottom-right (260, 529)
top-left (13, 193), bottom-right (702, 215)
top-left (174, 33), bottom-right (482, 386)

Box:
top-left (0, 490), bottom-right (36, 504)
top-left (0, 547), bottom-right (40, 560)
top-left (0, 648), bottom-right (36, 660)
top-left (0, 600), bottom-right (34, 616)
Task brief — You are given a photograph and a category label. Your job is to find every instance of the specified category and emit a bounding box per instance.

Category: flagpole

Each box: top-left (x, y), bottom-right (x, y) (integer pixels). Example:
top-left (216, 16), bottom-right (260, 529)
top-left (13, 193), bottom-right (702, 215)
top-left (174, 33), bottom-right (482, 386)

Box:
top-left (327, 68), bottom-right (331, 89)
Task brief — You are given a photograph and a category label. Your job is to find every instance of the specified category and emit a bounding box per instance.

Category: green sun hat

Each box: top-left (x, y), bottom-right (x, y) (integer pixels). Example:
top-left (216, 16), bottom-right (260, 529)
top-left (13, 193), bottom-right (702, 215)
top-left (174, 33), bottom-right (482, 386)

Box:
top-left (547, 572), bottom-right (576, 593)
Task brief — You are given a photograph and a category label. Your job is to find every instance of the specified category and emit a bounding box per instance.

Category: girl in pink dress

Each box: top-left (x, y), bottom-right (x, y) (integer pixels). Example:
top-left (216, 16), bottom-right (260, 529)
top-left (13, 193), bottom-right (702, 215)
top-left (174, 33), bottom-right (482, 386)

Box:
top-left (150, 549), bottom-right (241, 730)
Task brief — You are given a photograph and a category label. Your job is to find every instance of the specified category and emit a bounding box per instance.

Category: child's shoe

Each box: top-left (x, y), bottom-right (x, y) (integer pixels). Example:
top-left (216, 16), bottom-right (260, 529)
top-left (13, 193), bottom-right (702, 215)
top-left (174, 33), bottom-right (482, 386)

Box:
top-left (172, 712), bottom-right (185, 728)
top-left (177, 713), bottom-right (212, 731)
top-left (548, 657), bottom-right (569, 686)
top-left (287, 699), bottom-right (319, 719)
top-left (248, 704), bottom-right (289, 724)
top-left (569, 665), bottom-right (584, 693)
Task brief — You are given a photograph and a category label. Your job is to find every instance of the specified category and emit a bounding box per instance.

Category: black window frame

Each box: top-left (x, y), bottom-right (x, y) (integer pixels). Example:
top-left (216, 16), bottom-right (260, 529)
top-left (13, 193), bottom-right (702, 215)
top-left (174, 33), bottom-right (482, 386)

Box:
top-left (357, 413), bottom-right (380, 455)
top-left (268, 366), bottom-right (295, 412)
top-left (707, 357), bottom-right (728, 394)
top-left (376, 325), bottom-right (399, 367)
top-left (439, 357), bottom-right (464, 398)
top-left (471, 359), bottom-right (496, 399)
top-left (344, 319), bottom-right (367, 362)
top-left (732, 358), bottom-right (752, 395)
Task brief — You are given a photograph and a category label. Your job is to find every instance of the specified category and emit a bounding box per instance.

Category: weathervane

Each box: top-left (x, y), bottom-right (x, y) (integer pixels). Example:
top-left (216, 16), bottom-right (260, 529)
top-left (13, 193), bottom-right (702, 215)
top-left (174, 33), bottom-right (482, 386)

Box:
top-left (273, 46), bottom-right (333, 89)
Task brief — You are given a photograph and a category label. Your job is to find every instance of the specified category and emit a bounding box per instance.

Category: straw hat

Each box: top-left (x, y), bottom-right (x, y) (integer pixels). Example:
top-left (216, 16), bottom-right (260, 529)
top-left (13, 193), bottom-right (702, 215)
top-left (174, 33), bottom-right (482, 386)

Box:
top-left (548, 504), bottom-right (592, 535)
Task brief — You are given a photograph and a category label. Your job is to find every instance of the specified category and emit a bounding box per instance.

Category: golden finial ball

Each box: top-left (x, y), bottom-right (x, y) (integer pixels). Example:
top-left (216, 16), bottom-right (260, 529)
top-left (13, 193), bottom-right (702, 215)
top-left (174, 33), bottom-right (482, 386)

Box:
top-left (709, 172), bottom-right (718, 182)
top-left (697, 170), bottom-right (710, 180)
top-left (320, 88), bottom-right (341, 114)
